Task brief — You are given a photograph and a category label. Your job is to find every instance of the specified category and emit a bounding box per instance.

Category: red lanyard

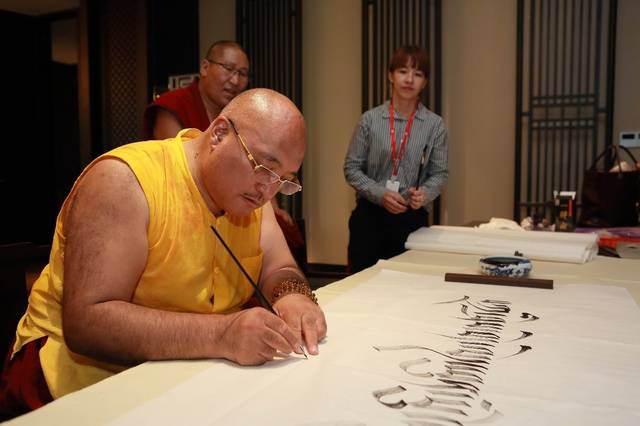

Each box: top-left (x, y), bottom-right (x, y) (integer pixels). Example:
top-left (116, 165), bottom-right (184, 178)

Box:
top-left (389, 100), bottom-right (417, 177)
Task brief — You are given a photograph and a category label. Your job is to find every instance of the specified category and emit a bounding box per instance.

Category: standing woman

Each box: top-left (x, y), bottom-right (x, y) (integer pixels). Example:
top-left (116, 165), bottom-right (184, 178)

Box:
top-left (344, 45), bottom-right (448, 272)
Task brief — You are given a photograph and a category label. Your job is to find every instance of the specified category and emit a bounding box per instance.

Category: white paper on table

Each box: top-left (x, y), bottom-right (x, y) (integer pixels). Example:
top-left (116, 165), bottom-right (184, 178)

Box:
top-left (405, 226), bottom-right (599, 263)
top-left (108, 269), bottom-right (640, 425)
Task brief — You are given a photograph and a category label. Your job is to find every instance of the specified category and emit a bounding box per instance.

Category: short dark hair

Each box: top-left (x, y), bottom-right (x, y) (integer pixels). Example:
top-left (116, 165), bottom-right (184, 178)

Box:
top-left (388, 45), bottom-right (430, 79)
top-left (205, 40), bottom-right (247, 59)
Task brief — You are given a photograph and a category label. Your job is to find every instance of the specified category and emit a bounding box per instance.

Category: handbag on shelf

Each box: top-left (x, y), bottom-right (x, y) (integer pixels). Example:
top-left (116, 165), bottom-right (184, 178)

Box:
top-left (578, 144), bottom-right (640, 227)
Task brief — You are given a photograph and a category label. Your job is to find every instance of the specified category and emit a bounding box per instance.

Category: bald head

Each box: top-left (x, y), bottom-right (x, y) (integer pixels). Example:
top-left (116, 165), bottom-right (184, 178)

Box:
top-left (205, 40), bottom-right (246, 59)
top-left (221, 88), bottom-right (306, 154)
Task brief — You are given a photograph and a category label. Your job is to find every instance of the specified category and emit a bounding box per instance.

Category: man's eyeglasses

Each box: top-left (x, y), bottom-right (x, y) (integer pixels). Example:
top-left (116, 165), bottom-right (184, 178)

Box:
top-left (227, 118), bottom-right (302, 196)
top-left (206, 59), bottom-right (249, 80)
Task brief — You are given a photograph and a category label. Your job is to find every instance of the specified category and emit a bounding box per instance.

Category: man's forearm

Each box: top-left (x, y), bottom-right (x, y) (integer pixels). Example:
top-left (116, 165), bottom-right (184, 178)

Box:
top-left (64, 300), bottom-right (235, 365)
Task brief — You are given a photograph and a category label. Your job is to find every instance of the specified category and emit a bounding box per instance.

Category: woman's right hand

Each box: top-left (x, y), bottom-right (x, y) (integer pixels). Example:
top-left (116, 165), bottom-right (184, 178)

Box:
top-left (382, 191), bottom-right (408, 214)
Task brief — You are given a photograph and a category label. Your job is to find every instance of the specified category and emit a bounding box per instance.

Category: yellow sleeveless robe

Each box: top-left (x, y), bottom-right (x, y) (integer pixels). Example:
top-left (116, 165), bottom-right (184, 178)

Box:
top-left (13, 129), bottom-right (263, 398)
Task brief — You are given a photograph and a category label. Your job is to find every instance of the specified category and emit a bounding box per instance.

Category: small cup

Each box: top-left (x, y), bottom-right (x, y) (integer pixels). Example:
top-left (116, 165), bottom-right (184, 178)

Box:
top-left (479, 256), bottom-right (532, 277)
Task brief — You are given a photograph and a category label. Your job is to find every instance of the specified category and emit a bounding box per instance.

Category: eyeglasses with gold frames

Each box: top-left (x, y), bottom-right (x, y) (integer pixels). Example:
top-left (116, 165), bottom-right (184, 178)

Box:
top-left (205, 59), bottom-right (250, 80)
top-left (227, 118), bottom-right (302, 195)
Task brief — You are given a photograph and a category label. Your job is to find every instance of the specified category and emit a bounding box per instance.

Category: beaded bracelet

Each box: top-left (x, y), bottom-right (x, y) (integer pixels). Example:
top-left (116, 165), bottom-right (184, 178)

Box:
top-left (272, 278), bottom-right (318, 305)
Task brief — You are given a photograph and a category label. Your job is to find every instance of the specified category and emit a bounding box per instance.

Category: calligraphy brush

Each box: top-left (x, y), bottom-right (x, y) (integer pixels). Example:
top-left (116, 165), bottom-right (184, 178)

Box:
top-left (210, 224), bottom-right (308, 359)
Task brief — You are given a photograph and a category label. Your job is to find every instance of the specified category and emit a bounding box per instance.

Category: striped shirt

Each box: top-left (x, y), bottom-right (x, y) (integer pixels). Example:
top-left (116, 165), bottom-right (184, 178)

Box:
top-left (344, 101), bottom-right (449, 208)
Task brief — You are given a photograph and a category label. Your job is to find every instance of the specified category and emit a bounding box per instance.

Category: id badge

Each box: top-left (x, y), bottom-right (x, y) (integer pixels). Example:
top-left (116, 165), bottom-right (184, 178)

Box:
top-left (385, 179), bottom-right (400, 192)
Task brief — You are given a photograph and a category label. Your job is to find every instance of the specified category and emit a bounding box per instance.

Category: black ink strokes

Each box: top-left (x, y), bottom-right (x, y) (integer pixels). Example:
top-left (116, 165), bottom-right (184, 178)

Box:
top-left (467, 300), bottom-right (511, 314)
top-left (482, 299), bottom-right (511, 305)
top-left (373, 385), bottom-right (409, 409)
top-left (520, 312), bottom-right (540, 322)
top-left (373, 345), bottom-right (491, 367)
top-left (435, 296), bottom-right (470, 305)
top-left (399, 358), bottom-right (435, 378)
top-left (508, 331), bottom-right (533, 342)
top-left (370, 297), bottom-right (538, 424)
top-left (502, 345), bottom-right (533, 359)
top-left (373, 345), bottom-right (429, 352)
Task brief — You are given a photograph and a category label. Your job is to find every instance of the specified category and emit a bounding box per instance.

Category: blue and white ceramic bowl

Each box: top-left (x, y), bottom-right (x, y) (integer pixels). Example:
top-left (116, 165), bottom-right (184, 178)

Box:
top-left (479, 255), bottom-right (532, 277)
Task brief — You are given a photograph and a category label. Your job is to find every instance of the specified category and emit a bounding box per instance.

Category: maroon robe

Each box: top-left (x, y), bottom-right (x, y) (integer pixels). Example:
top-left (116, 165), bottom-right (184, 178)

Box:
top-left (143, 78), bottom-right (210, 139)
top-left (0, 338), bottom-right (52, 420)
